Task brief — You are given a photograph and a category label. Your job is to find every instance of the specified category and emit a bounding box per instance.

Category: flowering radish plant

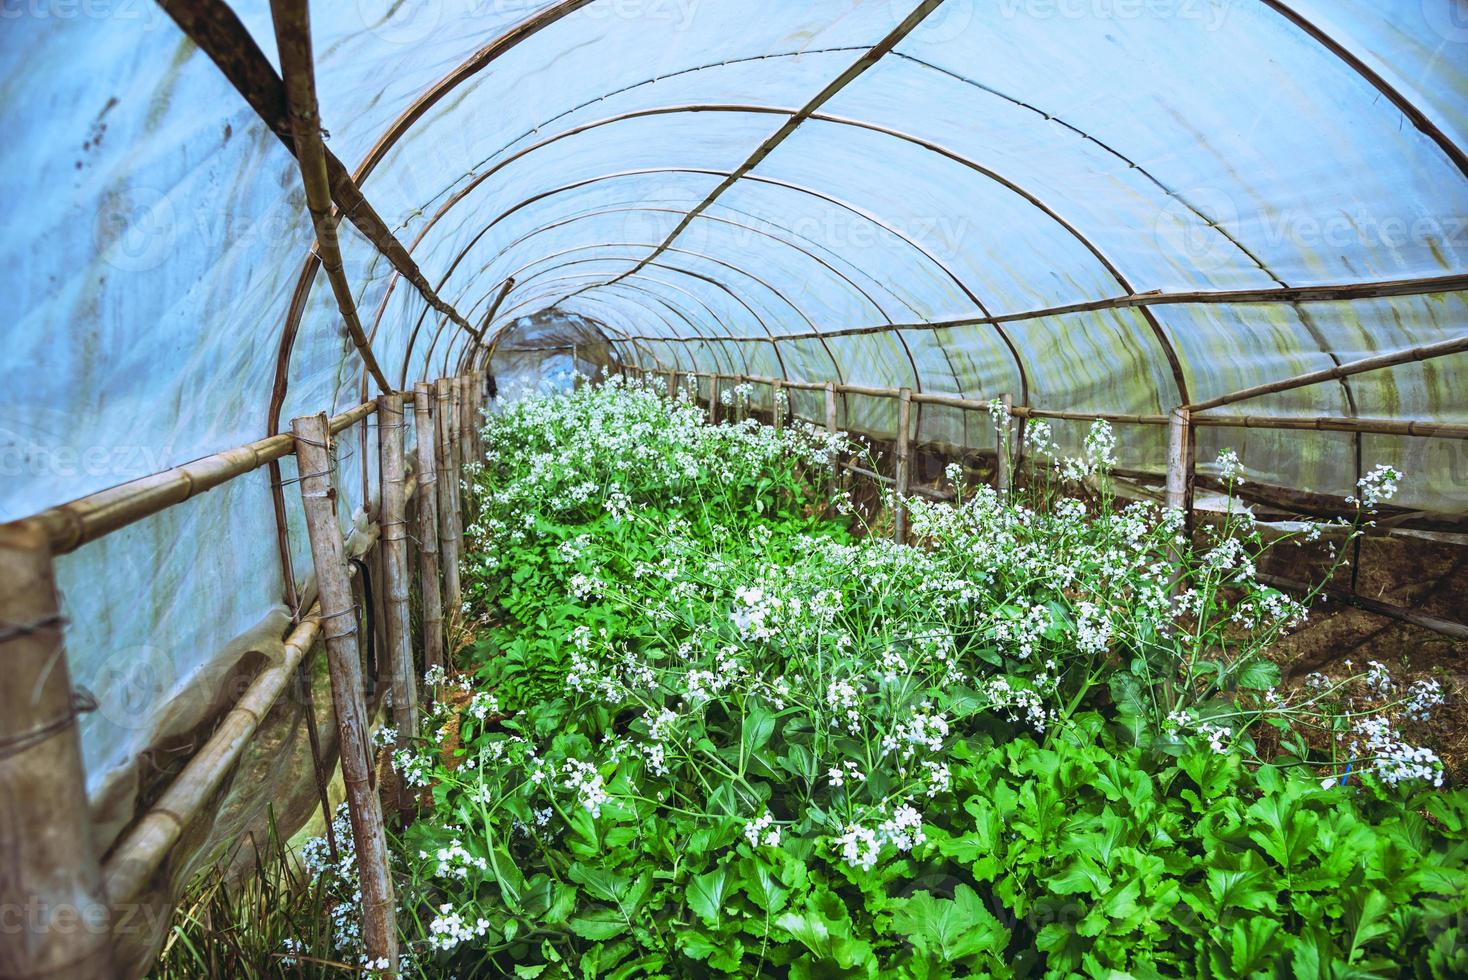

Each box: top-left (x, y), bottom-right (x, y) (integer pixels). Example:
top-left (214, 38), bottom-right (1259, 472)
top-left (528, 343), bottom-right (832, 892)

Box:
top-left (289, 377), bottom-right (1463, 978)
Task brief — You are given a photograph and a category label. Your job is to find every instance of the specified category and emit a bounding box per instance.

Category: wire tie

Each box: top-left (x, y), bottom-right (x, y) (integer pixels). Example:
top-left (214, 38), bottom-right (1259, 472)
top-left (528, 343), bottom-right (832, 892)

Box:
top-left (0, 613), bottom-right (68, 644)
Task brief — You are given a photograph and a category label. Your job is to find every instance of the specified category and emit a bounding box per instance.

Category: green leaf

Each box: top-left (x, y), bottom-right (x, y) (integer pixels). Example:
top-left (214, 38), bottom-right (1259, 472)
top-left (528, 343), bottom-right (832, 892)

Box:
top-left (1233, 656), bottom-right (1281, 691)
top-left (567, 907), bottom-right (626, 941)
top-left (687, 867), bottom-right (729, 926)
top-left (1231, 917), bottom-right (1282, 974)
top-left (890, 885), bottom-right (1009, 961)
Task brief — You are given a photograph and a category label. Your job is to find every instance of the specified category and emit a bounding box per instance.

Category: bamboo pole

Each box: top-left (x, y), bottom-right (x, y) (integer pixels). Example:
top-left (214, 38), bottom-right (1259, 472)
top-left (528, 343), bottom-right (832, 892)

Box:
top-left (996, 392), bottom-right (1013, 494)
top-left (709, 375), bottom-right (721, 424)
top-left (269, 0), bottom-right (392, 393)
top-left (436, 381), bottom-right (463, 623)
top-left (1257, 573), bottom-right (1468, 642)
top-left (376, 393), bottom-right (418, 745)
top-left (615, 272), bottom-right (1468, 345)
top-left (1184, 334), bottom-right (1468, 413)
top-left (291, 413), bottom-right (398, 970)
top-left (772, 378), bottom-right (784, 433)
top-left (413, 384), bottom-right (446, 674)
top-left (1164, 408), bottom-right (1192, 513)
top-left (1192, 412), bottom-right (1468, 439)
top-left (102, 611), bottom-right (323, 907)
top-left (822, 384), bottom-right (845, 484)
top-left (0, 524), bottom-right (116, 980)
top-left (667, 368), bottom-right (678, 401)
top-left (157, 0), bottom-right (479, 341)
top-left (895, 387), bottom-right (912, 545)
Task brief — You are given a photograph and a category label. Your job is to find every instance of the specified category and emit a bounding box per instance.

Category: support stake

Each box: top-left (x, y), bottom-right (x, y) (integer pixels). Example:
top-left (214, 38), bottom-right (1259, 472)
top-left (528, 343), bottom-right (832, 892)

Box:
top-left (376, 393), bottom-right (418, 745)
top-left (0, 523), bottom-right (116, 980)
top-left (291, 413), bottom-right (398, 971)
top-left (413, 384), bottom-right (446, 677)
top-left (895, 387), bottom-right (913, 545)
top-left (996, 392), bottom-right (1013, 494)
top-left (436, 380), bottom-right (463, 628)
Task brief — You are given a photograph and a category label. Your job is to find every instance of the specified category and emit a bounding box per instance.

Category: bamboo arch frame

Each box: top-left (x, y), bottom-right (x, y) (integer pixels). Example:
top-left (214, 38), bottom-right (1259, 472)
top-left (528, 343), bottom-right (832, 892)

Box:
top-left (251, 0), bottom-right (1468, 449)
top-left (441, 268), bottom-right (762, 381)
top-left (383, 167), bottom-right (975, 412)
top-left (438, 243), bottom-right (846, 384)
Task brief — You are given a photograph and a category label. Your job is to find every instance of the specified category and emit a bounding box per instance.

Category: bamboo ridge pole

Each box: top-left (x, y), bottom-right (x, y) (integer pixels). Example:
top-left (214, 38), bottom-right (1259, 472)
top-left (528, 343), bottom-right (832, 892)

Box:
top-left (377, 394), bottom-right (418, 744)
top-left (291, 413), bottom-right (398, 970)
top-left (414, 384), bottom-right (446, 674)
top-left (0, 524), bottom-right (116, 980)
top-left (436, 380), bottom-right (463, 622)
top-left (269, 0), bottom-right (392, 393)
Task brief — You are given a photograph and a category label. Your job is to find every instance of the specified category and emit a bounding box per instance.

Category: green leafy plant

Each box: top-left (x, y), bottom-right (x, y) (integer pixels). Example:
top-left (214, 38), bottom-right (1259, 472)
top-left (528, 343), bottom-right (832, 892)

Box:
top-left (280, 377), bottom-right (1463, 978)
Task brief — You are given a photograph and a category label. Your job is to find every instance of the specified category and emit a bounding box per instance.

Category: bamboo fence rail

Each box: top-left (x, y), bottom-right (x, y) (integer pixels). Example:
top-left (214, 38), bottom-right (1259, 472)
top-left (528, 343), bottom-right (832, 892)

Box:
top-left (631, 362), bottom-right (1468, 641)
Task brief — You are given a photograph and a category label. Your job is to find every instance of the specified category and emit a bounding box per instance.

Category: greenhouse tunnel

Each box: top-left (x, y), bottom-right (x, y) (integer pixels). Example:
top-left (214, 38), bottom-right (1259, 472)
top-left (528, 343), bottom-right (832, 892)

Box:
top-left (1, 0), bottom-right (1467, 977)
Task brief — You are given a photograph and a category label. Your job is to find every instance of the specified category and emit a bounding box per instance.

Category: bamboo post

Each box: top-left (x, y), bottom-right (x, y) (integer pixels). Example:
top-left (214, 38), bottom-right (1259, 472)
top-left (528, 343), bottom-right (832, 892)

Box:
top-left (772, 379), bottom-right (784, 433)
top-left (376, 393), bottom-right (418, 744)
top-left (1165, 407), bottom-right (1193, 515)
top-left (735, 374), bottom-right (746, 422)
top-left (895, 387), bottom-right (913, 545)
top-left (435, 380), bottom-right (463, 625)
top-left (413, 384), bottom-right (446, 675)
top-left (996, 392), bottom-right (1013, 494)
top-left (824, 380), bottom-right (843, 488)
top-left (0, 524), bottom-right (116, 980)
top-left (709, 375), bottom-right (721, 424)
top-left (667, 368), bottom-right (678, 402)
top-left (290, 413), bottom-right (398, 971)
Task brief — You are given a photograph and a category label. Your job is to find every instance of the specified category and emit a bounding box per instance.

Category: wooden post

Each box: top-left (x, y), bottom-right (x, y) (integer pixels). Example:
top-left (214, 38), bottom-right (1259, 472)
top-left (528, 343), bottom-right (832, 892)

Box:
top-left (0, 524), bottom-right (116, 980)
top-left (824, 381), bottom-right (840, 479)
top-left (709, 375), bottom-right (721, 424)
top-left (996, 392), bottom-right (1013, 494)
top-left (772, 379), bottom-right (784, 433)
top-left (666, 368), bottom-right (678, 401)
top-left (735, 374), bottom-right (746, 422)
top-left (291, 413), bottom-right (398, 971)
top-left (895, 387), bottom-right (913, 545)
top-left (1165, 407), bottom-right (1192, 514)
top-left (413, 384), bottom-right (445, 675)
top-left (435, 380), bottom-right (462, 625)
top-left (376, 393), bottom-right (417, 744)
